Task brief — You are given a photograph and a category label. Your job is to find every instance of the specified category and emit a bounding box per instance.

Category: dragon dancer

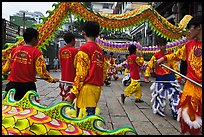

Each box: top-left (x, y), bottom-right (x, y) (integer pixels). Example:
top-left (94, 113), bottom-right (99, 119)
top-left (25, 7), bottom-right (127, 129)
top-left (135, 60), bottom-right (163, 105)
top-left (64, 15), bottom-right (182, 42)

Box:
top-left (144, 36), bottom-right (182, 120)
top-left (103, 50), bottom-right (111, 86)
top-left (107, 52), bottom-right (119, 81)
top-left (64, 21), bottom-right (106, 118)
top-left (59, 32), bottom-right (78, 101)
top-left (2, 28), bottom-right (58, 102)
top-left (157, 15), bottom-right (202, 135)
top-left (121, 45), bottom-right (144, 104)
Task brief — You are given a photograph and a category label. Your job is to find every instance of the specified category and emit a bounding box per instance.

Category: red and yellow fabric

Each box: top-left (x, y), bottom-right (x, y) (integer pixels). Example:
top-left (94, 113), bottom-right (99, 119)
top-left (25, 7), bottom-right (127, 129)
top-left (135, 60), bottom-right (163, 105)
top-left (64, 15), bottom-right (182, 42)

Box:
top-left (70, 42), bottom-right (104, 118)
top-left (35, 55), bottom-right (55, 82)
top-left (127, 54), bottom-right (144, 80)
top-left (107, 55), bottom-right (118, 79)
top-left (109, 56), bottom-right (115, 66)
top-left (164, 40), bottom-right (202, 83)
top-left (59, 45), bottom-right (78, 82)
top-left (145, 51), bottom-right (181, 80)
top-left (164, 40), bottom-right (202, 135)
top-left (124, 68), bottom-right (130, 76)
top-left (124, 79), bottom-right (142, 99)
top-left (103, 56), bottom-right (110, 81)
top-left (124, 54), bottom-right (144, 99)
top-left (2, 45), bottom-right (55, 83)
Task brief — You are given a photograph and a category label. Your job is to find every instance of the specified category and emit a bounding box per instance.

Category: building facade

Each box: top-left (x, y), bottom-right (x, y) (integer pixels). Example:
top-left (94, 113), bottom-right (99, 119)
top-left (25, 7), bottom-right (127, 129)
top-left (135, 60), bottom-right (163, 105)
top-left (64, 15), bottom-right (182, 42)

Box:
top-left (113, 2), bottom-right (202, 47)
top-left (2, 19), bottom-right (20, 46)
top-left (91, 2), bottom-right (115, 14)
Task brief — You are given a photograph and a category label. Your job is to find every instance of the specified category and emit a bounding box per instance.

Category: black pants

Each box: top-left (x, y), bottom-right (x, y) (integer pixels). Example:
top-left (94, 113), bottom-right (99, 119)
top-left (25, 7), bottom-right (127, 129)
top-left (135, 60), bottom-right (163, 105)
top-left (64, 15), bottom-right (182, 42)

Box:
top-left (5, 82), bottom-right (37, 101)
top-left (76, 107), bottom-right (96, 117)
top-left (46, 65), bottom-right (50, 72)
top-left (180, 60), bottom-right (187, 76)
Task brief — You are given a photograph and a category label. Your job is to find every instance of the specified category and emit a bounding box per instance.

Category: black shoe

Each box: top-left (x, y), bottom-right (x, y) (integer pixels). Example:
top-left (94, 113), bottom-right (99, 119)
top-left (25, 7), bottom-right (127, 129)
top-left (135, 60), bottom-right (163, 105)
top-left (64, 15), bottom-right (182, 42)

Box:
top-left (135, 99), bottom-right (144, 103)
top-left (172, 113), bottom-right (178, 120)
top-left (156, 112), bottom-right (165, 117)
top-left (121, 94), bottom-right (126, 104)
top-left (105, 81), bottom-right (111, 86)
top-left (107, 77), bottom-right (111, 81)
top-left (173, 115), bottom-right (177, 120)
top-left (114, 76), bottom-right (119, 80)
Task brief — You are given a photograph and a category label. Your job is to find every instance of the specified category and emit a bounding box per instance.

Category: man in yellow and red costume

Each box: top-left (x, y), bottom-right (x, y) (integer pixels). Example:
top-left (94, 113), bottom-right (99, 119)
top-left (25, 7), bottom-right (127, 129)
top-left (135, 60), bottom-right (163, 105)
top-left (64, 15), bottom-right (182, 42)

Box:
top-left (65, 21), bottom-right (106, 118)
top-left (107, 52), bottom-right (119, 80)
top-left (2, 28), bottom-right (58, 102)
top-left (157, 15), bottom-right (202, 135)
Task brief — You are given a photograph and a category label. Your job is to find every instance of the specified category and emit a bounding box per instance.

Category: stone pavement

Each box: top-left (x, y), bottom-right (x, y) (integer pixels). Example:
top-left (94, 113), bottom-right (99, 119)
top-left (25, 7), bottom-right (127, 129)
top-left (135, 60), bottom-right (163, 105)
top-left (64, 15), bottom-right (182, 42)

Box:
top-left (2, 70), bottom-right (195, 135)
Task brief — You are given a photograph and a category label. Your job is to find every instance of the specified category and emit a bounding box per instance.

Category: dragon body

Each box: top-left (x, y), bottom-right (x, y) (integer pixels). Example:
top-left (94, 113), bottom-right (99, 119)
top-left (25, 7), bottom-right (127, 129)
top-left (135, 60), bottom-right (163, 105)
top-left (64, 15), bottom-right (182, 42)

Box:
top-left (2, 2), bottom-right (192, 66)
top-left (2, 3), bottom-right (193, 135)
top-left (2, 89), bottom-right (137, 135)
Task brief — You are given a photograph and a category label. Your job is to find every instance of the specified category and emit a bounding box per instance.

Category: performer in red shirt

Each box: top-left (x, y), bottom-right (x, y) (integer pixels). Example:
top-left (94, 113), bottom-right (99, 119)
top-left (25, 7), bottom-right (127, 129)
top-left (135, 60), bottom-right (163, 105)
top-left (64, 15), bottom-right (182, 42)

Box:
top-left (157, 15), bottom-right (202, 135)
top-left (65, 21), bottom-right (106, 118)
top-left (144, 36), bottom-right (182, 120)
top-left (103, 50), bottom-right (111, 86)
top-left (121, 45), bottom-right (144, 104)
top-left (59, 32), bottom-right (78, 101)
top-left (2, 28), bottom-right (58, 101)
top-left (107, 52), bottom-right (119, 80)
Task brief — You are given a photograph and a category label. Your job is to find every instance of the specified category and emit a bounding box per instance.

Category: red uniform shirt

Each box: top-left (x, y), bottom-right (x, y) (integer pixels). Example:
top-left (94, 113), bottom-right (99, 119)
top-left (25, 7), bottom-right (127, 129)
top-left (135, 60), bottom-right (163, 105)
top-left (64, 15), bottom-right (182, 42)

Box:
top-left (154, 51), bottom-right (173, 76)
top-left (185, 40), bottom-right (202, 83)
top-left (59, 45), bottom-right (78, 82)
top-left (8, 45), bottom-right (42, 82)
top-left (127, 54), bottom-right (140, 80)
top-left (109, 56), bottom-right (115, 65)
top-left (80, 42), bottom-right (104, 86)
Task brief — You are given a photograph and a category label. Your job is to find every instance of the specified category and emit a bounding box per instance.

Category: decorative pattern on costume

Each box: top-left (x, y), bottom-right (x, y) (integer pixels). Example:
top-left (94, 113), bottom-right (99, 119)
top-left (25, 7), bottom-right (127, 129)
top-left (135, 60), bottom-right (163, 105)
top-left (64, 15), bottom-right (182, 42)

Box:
top-left (59, 82), bottom-right (72, 101)
top-left (2, 89), bottom-right (137, 135)
top-left (35, 55), bottom-right (54, 82)
top-left (176, 80), bottom-right (202, 135)
top-left (150, 81), bottom-right (182, 117)
top-left (71, 51), bottom-right (90, 95)
top-left (188, 45), bottom-right (202, 79)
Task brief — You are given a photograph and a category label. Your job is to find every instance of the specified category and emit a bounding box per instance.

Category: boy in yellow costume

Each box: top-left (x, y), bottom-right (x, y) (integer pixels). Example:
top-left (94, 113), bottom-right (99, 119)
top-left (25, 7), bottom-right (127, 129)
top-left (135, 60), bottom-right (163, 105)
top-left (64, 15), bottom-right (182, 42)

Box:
top-left (121, 45), bottom-right (144, 104)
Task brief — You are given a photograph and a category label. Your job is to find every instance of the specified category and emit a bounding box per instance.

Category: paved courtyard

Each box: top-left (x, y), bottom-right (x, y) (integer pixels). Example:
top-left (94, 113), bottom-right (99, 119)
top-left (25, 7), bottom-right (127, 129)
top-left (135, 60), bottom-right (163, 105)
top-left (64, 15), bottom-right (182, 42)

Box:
top-left (2, 70), bottom-right (199, 135)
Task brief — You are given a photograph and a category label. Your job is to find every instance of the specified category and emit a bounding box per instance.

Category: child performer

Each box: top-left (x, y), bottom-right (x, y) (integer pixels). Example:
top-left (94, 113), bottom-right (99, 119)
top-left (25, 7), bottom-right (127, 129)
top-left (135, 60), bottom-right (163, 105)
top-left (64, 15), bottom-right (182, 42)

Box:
top-left (144, 36), bottom-right (182, 120)
top-left (121, 45), bottom-right (144, 104)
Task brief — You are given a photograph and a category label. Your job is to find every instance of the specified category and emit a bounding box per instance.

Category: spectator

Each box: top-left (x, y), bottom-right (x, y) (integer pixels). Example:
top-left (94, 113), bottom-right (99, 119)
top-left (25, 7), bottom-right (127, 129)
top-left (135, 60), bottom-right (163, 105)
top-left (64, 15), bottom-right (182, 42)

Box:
top-left (53, 57), bottom-right (59, 72)
top-left (44, 56), bottom-right (50, 72)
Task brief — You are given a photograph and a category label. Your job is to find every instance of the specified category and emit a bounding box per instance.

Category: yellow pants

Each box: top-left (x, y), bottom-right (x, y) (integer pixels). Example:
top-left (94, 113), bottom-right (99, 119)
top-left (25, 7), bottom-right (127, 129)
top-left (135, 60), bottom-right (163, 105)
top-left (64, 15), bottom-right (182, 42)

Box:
top-left (124, 68), bottom-right (129, 76)
top-left (124, 78), bottom-right (142, 99)
top-left (76, 84), bottom-right (101, 109)
top-left (177, 80), bottom-right (202, 134)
